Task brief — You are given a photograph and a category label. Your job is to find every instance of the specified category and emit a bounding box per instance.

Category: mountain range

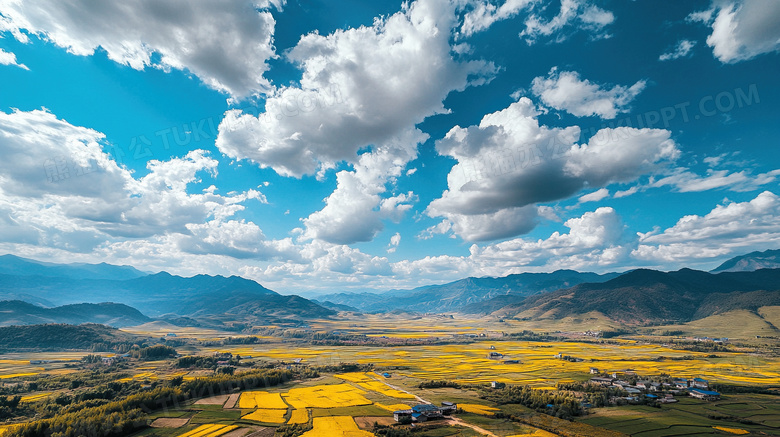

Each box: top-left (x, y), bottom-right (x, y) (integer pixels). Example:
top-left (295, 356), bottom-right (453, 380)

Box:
top-left (2, 250), bottom-right (780, 328)
top-left (0, 255), bottom-right (334, 325)
top-left (315, 270), bottom-right (619, 313)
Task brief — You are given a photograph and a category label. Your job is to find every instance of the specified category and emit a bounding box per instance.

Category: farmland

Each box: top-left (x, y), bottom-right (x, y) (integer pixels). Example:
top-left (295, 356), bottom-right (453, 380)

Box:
top-left (0, 313), bottom-right (779, 436)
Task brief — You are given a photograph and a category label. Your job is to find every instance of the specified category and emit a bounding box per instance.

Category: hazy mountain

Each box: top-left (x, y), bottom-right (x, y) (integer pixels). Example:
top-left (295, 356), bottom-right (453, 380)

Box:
top-left (711, 249), bottom-right (780, 273)
top-left (493, 268), bottom-right (780, 325)
top-left (317, 270), bottom-right (619, 313)
top-left (0, 300), bottom-right (150, 327)
top-left (0, 261), bottom-right (335, 320)
top-left (0, 254), bottom-right (148, 280)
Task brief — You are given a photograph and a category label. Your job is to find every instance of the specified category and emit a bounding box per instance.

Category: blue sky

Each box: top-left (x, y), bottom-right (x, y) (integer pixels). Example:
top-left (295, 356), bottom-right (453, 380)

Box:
top-left (0, 0), bottom-right (779, 294)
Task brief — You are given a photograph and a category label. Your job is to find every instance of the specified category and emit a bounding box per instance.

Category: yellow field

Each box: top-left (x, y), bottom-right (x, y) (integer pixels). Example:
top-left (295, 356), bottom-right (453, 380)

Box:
top-left (177, 424), bottom-right (238, 437)
top-left (300, 416), bottom-right (373, 437)
top-left (713, 426), bottom-right (750, 435)
top-left (0, 373), bottom-right (38, 379)
top-left (334, 372), bottom-right (415, 399)
top-left (283, 383), bottom-right (372, 409)
top-left (242, 408), bottom-right (287, 423)
top-left (288, 408), bottom-right (310, 424)
top-left (20, 392), bottom-right (52, 403)
top-left (375, 403), bottom-right (412, 412)
top-left (459, 404), bottom-right (500, 415)
top-left (237, 391), bottom-right (288, 409)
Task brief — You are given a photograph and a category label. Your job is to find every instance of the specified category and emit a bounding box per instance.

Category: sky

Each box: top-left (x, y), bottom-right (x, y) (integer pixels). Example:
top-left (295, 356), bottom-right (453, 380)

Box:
top-left (0, 0), bottom-right (779, 295)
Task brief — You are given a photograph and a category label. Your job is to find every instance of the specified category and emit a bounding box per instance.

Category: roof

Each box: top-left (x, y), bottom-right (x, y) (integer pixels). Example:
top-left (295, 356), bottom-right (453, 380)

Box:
top-left (393, 409), bottom-right (413, 414)
top-left (412, 404), bottom-right (441, 413)
top-left (693, 377), bottom-right (708, 382)
top-left (690, 388), bottom-right (720, 396)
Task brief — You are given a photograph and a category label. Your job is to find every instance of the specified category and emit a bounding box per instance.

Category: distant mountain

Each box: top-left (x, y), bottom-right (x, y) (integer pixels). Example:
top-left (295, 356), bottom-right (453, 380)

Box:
top-left (0, 272), bottom-right (335, 320)
top-left (0, 300), bottom-right (150, 328)
top-left (712, 249), bottom-right (780, 273)
top-left (0, 254), bottom-right (147, 280)
top-left (493, 268), bottom-right (780, 325)
top-left (317, 270), bottom-right (619, 313)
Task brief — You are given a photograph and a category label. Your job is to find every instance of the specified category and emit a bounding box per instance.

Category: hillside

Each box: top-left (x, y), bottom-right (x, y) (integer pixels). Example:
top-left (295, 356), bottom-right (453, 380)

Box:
top-left (712, 249), bottom-right (780, 273)
top-left (0, 323), bottom-right (140, 351)
top-left (0, 300), bottom-right (150, 327)
top-left (317, 270), bottom-right (618, 313)
top-left (493, 268), bottom-right (780, 325)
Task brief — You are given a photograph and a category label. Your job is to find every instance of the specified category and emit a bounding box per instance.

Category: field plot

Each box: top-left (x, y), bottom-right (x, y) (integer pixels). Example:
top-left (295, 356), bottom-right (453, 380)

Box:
top-left (300, 416), bottom-right (373, 437)
top-left (334, 372), bottom-right (416, 399)
top-left (237, 391), bottom-right (288, 409)
top-left (458, 404), bottom-right (500, 415)
top-left (241, 408), bottom-right (287, 424)
top-left (283, 383), bottom-right (372, 409)
top-left (177, 424), bottom-right (238, 437)
top-left (288, 408), bottom-right (310, 424)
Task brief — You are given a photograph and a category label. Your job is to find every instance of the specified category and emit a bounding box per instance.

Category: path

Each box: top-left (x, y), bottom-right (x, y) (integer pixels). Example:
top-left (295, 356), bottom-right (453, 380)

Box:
top-left (445, 417), bottom-right (499, 437)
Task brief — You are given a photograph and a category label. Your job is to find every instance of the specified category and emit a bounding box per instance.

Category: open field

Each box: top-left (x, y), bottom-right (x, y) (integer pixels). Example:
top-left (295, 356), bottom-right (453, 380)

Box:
top-left (203, 339), bottom-right (780, 388)
top-left (579, 395), bottom-right (780, 436)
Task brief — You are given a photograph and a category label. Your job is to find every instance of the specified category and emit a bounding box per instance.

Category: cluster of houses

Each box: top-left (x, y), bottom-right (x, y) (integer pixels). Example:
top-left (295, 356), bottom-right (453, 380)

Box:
top-left (589, 372), bottom-right (721, 402)
top-left (393, 402), bottom-right (457, 423)
top-left (693, 336), bottom-right (729, 343)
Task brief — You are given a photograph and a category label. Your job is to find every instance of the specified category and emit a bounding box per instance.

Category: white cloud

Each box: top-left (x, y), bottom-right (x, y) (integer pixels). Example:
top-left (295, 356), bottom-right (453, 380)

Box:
top-left (459, 0), bottom-right (534, 36)
top-left (216, 0), bottom-right (496, 178)
top-left (634, 191), bottom-right (780, 263)
top-left (690, 0), bottom-right (780, 63)
top-left (427, 97), bottom-right (678, 241)
top-left (0, 109), bottom-right (265, 252)
top-left (652, 168), bottom-right (780, 193)
top-left (613, 186), bottom-right (639, 198)
top-left (302, 132), bottom-right (422, 245)
top-left (398, 206), bottom-right (628, 279)
top-left (659, 39), bottom-right (697, 61)
top-left (520, 0), bottom-right (614, 44)
top-left (579, 188), bottom-right (609, 203)
top-left (387, 232), bottom-right (401, 253)
top-left (0, 0), bottom-right (281, 98)
top-left (0, 48), bottom-right (27, 69)
top-left (530, 68), bottom-right (646, 119)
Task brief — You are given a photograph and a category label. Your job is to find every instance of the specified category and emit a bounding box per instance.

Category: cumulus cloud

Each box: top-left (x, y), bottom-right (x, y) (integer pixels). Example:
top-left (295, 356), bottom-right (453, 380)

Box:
top-left (530, 68), bottom-right (646, 119)
top-left (217, 0), bottom-right (495, 245)
top-left (520, 0), bottom-right (614, 44)
top-left (0, 0), bottom-right (281, 97)
top-left (216, 0), bottom-right (496, 178)
top-left (634, 191), bottom-right (780, 263)
top-left (427, 97), bottom-right (678, 241)
top-left (0, 48), bottom-right (27, 69)
top-left (689, 0), bottom-right (780, 63)
top-left (659, 39), bottom-right (697, 61)
top-left (0, 108), bottom-right (265, 253)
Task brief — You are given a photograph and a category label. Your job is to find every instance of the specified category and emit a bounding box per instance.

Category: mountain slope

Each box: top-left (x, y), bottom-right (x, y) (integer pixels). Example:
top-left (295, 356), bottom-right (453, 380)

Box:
top-left (0, 254), bottom-right (147, 280)
top-left (712, 249), bottom-right (780, 273)
top-left (317, 270), bottom-right (619, 313)
top-left (0, 300), bottom-right (150, 327)
top-left (494, 268), bottom-right (780, 325)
